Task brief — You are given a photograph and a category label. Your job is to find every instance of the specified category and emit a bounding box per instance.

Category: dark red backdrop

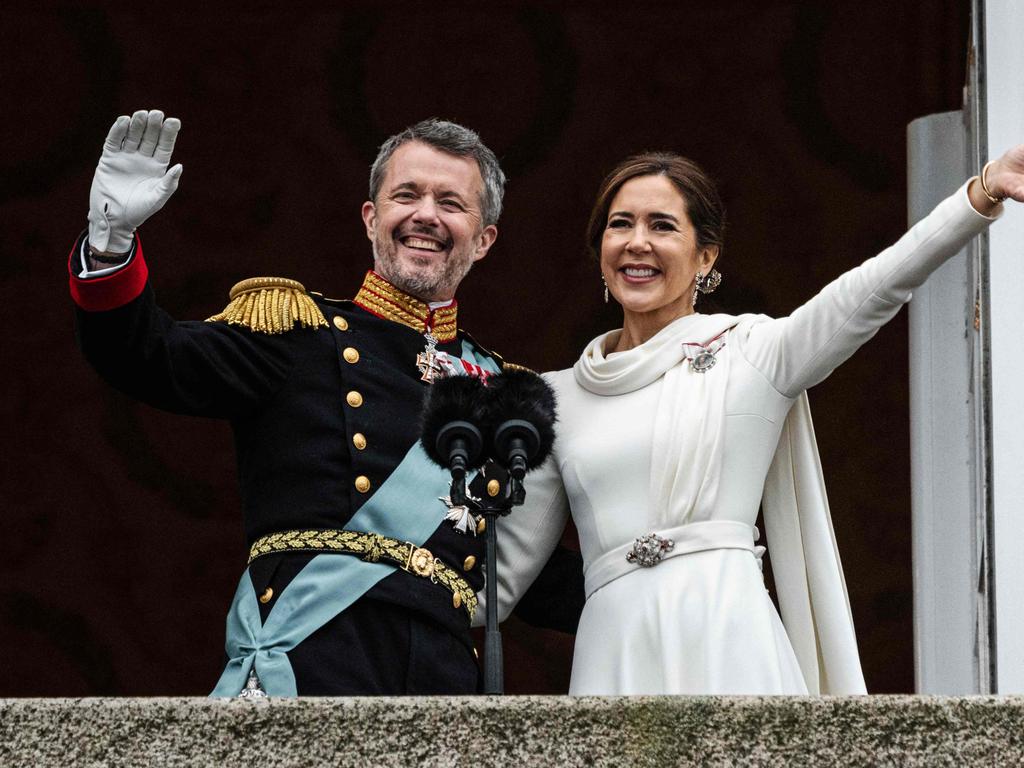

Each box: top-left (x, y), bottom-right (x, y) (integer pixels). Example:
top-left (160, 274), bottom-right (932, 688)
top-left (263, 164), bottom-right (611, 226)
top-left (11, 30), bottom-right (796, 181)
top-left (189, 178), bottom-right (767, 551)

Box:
top-left (0, 2), bottom-right (968, 695)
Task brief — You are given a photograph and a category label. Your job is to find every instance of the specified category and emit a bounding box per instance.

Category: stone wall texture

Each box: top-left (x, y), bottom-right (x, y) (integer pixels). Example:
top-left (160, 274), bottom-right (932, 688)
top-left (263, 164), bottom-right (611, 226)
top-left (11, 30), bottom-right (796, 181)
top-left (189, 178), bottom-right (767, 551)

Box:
top-left (2, 696), bottom-right (1023, 767)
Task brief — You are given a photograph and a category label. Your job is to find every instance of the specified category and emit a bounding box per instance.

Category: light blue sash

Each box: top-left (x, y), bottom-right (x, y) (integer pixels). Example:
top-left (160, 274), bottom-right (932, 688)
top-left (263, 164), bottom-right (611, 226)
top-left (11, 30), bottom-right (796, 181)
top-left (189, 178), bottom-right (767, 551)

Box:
top-left (457, 339), bottom-right (502, 372)
top-left (212, 342), bottom-right (500, 697)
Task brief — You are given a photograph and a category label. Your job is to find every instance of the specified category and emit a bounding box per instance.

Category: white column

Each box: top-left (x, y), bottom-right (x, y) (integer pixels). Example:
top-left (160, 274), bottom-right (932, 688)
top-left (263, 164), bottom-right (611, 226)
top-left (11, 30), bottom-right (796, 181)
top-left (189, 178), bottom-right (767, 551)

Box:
top-left (907, 111), bottom-right (978, 694)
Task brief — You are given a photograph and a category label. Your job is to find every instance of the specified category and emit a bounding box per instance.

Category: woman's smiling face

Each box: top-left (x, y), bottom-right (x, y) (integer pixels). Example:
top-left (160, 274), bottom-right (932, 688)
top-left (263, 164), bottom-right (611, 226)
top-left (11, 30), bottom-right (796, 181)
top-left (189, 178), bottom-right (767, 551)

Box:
top-left (600, 173), bottom-right (718, 321)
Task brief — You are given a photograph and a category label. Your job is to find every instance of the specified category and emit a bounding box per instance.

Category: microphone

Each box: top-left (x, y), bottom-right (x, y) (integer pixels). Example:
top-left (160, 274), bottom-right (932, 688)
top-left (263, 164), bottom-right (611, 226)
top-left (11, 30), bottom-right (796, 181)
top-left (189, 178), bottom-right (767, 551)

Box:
top-left (419, 369), bottom-right (557, 697)
top-left (420, 374), bottom-right (488, 481)
top-left (484, 370), bottom-right (557, 480)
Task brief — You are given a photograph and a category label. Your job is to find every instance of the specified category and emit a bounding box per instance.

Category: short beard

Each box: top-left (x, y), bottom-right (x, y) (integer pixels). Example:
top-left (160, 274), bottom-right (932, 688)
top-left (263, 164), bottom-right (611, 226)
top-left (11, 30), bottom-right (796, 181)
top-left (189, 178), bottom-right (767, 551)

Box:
top-left (372, 230), bottom-right (476, 302)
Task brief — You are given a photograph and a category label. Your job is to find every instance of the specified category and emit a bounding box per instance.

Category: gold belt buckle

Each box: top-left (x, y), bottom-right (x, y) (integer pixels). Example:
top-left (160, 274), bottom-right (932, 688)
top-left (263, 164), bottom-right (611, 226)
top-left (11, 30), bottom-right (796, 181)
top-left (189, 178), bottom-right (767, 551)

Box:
top-left (404, 543), bottom-right (437, 581)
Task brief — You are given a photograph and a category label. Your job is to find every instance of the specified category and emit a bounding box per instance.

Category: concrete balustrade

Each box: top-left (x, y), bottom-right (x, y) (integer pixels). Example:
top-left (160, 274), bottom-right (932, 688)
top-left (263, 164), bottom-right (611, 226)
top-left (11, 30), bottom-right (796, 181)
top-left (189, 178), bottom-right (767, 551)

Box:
top-left (2, 695), bottom-right (1023, 766)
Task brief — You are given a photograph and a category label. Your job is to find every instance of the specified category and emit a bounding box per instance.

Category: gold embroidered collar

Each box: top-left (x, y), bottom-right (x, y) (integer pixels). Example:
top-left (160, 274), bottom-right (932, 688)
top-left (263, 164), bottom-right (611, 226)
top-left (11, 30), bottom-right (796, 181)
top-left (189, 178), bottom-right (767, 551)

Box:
top-left (353, 271), bottom-right (459, 342)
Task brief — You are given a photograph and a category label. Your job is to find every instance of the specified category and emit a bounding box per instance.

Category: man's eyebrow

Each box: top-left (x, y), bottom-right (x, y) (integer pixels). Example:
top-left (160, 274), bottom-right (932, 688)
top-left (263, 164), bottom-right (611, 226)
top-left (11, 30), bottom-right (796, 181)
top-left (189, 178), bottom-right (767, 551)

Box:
top-left (389, 181), bottom-right (420, 193)
top-left (388, 182), bottom-right (468, 203)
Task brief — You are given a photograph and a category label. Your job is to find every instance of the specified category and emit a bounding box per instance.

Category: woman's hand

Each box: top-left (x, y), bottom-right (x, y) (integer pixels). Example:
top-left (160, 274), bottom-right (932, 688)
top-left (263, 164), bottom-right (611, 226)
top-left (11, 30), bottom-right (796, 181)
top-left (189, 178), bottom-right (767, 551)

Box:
top-left (970, 144), bottom-right (1024, 213)
top-left (985, 144), bottom-right (1024, 203)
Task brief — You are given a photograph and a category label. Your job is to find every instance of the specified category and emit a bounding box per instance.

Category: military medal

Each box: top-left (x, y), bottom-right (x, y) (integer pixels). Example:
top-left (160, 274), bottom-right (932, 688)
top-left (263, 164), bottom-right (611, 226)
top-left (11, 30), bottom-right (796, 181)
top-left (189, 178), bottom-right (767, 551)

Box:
top-left (440, 494), bottom-right (482, 536)
top-left (690, 346), bottom-right (719, 373)
top-left (237, 667), bottom-right (268, 698)
top-left (416, 331), bottom-right (444, 383)
top-left (683, 332), bottom-right (727, 373)
top-left (417, 333), bottom-right (492, 383)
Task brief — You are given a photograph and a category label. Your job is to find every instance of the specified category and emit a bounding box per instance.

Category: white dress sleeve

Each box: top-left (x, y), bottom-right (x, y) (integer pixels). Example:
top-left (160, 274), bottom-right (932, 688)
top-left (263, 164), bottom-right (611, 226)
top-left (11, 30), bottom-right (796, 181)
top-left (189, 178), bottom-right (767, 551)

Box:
top-left (741, 182), bottom-right (1001, 397)
top-left (472, 450), bottom-right (571, 626)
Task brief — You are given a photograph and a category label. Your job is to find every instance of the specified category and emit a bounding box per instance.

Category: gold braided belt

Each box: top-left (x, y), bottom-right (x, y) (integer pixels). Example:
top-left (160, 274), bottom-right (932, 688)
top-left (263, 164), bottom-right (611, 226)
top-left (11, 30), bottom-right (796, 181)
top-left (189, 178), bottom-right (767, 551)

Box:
top-left (248, 529), bottom-right (478, 620)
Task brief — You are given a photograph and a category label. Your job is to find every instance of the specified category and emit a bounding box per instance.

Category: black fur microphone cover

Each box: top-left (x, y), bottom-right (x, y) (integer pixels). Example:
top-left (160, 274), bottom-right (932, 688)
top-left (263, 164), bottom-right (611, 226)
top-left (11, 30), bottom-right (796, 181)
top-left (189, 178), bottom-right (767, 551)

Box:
top-left (419, 374), bottom-right (490, 469)
top-left (484, 369), bottom-right (558, 470)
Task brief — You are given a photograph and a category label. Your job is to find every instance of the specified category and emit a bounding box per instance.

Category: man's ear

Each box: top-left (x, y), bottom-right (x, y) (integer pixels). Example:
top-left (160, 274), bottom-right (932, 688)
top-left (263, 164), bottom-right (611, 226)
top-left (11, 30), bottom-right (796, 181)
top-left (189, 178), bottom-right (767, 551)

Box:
top-left (472, 224), bottom-right (498, 263)
top-left (360, 201), bottom-right (377, 242)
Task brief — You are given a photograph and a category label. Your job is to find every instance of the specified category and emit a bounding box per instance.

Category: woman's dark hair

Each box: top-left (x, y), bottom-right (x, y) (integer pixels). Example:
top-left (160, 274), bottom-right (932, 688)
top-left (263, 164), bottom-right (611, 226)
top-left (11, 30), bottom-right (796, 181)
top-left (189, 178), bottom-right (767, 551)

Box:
top-left (585, 152), bottom-right (726, 263)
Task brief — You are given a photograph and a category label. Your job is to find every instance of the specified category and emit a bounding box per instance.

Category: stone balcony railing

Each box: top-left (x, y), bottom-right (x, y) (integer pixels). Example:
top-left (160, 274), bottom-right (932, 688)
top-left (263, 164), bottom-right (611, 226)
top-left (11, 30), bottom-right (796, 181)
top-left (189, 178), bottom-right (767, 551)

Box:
top-left (2, 695), bottom-right (1023, 767)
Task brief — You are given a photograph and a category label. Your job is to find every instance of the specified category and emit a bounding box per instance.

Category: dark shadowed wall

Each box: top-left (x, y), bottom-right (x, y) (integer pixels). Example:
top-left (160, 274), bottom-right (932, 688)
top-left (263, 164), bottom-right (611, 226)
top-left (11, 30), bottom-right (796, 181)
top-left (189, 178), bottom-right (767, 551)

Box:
top-left (0, 2), bottom-right (969, 695)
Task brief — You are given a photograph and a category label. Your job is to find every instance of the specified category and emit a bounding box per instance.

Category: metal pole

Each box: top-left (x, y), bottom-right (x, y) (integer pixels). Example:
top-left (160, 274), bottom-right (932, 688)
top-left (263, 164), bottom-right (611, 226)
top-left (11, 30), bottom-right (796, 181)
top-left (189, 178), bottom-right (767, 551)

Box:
top-left (483, 512), bottom-right (503, 694)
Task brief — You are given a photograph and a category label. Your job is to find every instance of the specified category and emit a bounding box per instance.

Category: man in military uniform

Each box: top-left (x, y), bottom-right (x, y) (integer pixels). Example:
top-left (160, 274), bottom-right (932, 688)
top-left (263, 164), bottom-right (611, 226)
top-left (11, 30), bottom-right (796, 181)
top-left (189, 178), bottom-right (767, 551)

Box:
top-left (70, 110), bottom-right (581, 696)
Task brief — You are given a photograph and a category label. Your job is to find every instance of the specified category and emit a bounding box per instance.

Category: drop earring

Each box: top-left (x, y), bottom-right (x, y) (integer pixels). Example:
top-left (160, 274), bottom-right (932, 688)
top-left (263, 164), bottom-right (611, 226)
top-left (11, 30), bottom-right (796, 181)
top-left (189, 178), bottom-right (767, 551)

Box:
top-left (700, 269), bottom-right (723, 294)
top-left (602, 276), bottom-right (609, 304)
top-left (693, 269), bottom-right (723, 306)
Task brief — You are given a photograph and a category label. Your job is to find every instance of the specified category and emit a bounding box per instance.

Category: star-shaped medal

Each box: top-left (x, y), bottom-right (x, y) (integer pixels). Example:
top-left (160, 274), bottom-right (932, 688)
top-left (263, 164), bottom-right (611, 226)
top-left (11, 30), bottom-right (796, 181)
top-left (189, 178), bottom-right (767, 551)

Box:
top-left (440, 494), bottom-right (481, 536)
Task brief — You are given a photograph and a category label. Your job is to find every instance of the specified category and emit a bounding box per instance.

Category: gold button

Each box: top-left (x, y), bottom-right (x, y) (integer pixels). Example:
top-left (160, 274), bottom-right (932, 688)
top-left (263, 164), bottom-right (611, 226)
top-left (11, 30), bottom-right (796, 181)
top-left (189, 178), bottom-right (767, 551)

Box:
top-left (355, 475), bottom-right (371, 493)
top-left (463, 555), bottom-right (477, 572)
top-left (486, 479), bottom-right (501, 497)
top-left (352, 433), bottom-right (367, 450)
top-left (343, 347), bottom-right (359, 364)
top-left (476, 517), bottom-right (486, 535)
top-left (452, 591), bottom-right (463, 609)
top-left (332, 315), bottom-right (349, 331)
top-left (346, 391), bottom-right (363, 408)
top-left (258, 587), bottom-right (274, 604)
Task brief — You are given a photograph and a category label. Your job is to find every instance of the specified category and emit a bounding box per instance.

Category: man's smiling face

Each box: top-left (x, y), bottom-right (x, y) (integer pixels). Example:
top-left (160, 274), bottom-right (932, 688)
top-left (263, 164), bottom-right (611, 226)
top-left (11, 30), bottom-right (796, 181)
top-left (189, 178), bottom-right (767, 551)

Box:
top-left (361, 141), bottom-right (497, 302)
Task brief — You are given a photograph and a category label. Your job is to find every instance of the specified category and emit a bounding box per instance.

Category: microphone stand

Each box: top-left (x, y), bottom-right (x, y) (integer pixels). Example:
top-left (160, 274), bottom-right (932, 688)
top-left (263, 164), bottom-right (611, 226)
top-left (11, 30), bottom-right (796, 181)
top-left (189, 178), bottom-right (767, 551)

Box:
top-left (450, 472), bottom-right (524, 694)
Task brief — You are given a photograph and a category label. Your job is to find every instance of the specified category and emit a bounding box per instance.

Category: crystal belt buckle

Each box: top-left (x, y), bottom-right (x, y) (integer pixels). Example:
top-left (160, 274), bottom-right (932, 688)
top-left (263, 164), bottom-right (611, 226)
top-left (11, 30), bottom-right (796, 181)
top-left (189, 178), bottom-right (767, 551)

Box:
top-left (625, 533), bottom-right (675, 567)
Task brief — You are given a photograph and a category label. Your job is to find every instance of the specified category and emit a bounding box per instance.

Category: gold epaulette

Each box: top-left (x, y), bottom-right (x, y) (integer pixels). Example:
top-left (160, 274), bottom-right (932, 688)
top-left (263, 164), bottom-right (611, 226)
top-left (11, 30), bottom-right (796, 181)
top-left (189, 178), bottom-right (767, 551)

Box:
top-left (206, 277), bottom-right (328, 334)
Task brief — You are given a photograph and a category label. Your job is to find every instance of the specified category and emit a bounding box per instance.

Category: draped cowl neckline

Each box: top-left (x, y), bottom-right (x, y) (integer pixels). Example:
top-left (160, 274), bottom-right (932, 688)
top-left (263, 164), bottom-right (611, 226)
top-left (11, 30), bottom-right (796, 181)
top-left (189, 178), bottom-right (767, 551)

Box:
top-left (573, 312), bottom-right (746, 396)
top-left (572, 311), bottom-right (747, 532)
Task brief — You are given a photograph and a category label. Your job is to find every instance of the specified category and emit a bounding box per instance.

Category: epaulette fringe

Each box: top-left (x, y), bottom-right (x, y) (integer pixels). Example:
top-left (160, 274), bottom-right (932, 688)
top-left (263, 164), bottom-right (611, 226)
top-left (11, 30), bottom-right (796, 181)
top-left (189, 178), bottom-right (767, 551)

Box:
top-left (206, 277), bottom-right (328, 334)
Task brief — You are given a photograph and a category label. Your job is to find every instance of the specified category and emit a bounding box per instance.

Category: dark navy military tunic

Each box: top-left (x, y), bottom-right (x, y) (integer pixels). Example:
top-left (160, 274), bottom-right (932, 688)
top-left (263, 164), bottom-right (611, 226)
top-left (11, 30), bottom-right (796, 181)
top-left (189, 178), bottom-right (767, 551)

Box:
top-left (71, 233), bottom-right (583, 695)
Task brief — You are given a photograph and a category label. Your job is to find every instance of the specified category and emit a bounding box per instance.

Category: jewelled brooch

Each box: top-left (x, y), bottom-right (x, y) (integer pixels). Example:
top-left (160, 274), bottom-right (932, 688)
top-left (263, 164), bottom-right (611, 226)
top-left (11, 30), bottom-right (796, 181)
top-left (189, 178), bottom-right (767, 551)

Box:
top-left (626, 533), bottom-right (675, 567)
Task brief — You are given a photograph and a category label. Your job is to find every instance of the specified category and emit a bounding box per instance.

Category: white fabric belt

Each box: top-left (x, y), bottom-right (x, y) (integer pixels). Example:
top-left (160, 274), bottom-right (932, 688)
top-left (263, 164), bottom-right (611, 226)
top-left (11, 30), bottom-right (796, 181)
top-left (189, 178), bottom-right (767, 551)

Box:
top-left (584, 520), bottom-right (759, 599)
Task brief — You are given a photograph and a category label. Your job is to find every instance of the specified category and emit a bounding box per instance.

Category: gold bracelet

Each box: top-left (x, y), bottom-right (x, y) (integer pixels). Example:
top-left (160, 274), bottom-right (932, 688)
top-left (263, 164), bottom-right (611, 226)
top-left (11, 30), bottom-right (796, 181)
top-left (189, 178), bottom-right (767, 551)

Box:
top-left (981, 161), bottom-right (1006, 205)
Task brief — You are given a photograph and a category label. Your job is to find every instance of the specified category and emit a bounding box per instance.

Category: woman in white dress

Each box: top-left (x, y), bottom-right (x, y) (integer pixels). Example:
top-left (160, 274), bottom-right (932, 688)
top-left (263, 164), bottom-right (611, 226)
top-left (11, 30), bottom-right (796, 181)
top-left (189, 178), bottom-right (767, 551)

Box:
top-left (491, 147), bottom-right (1023, 696)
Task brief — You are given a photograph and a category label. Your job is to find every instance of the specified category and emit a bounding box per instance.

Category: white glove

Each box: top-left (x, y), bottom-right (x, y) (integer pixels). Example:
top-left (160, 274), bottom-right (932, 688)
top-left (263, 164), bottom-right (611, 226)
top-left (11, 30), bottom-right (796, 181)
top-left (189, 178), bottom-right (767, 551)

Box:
top-left (88, 109), bottom-right (183, 254)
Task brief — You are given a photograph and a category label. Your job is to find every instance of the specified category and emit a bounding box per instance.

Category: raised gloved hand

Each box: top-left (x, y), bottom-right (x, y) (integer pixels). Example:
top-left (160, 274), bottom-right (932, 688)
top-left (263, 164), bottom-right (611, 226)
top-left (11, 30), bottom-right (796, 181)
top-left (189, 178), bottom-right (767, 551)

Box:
top-left (88, 109), bottom-right (182, 254)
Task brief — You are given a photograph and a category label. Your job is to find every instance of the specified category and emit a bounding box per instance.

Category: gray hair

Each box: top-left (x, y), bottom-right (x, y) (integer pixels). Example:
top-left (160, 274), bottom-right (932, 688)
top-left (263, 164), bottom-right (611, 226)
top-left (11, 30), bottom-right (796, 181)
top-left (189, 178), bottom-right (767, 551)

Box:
top-left (369, 119), bottom-right (506, 227)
